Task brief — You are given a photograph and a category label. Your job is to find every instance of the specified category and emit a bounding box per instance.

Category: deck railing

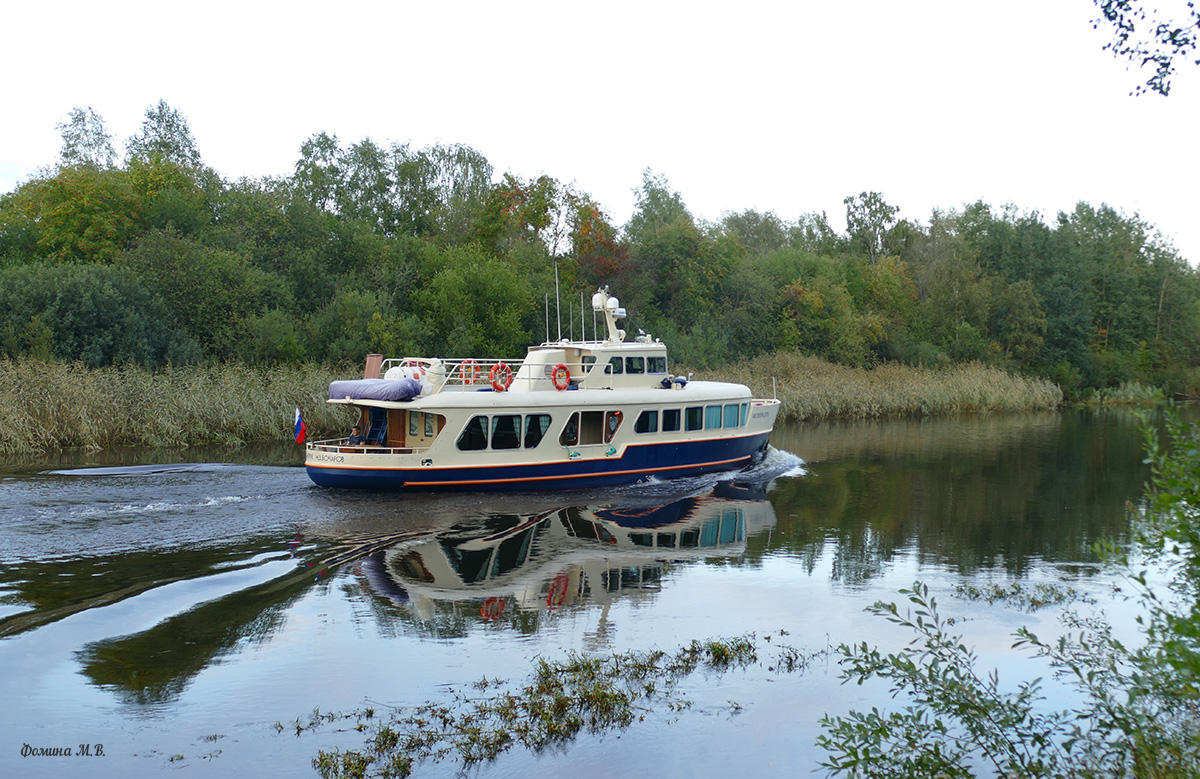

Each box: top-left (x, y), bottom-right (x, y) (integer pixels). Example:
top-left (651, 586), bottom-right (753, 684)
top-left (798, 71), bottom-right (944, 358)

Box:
top-left (306, 438), bottom-right (424, 455)
top-left (378, 357), bottom-right (598, 391)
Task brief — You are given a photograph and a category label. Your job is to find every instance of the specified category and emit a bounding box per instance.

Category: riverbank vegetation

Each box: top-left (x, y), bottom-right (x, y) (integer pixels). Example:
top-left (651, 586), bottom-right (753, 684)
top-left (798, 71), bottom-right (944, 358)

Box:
top-left (2, 101), bottom-right (1198, 420)
top-left (0, 357), bottom-right (349, 453)
top-left (0, 353), bottom-right (1066, 453)
top-left (704, 353), bottom-right (1063, 421)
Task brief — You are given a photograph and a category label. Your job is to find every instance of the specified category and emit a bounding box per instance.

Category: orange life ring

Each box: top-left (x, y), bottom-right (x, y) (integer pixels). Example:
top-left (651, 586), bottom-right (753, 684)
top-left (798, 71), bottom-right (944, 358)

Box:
top-left (546, 572), bottom-right (569, 608)
top-left (480, 597), bottom-right (505, 620)
top-left (489, 361), bottom-right (513, 392)
top-left (401, 359), bottom-right (425, 379)
top-left (551, 363), bottom-right (571, 391)
top-left (461, 359), bottom-right (480, 385)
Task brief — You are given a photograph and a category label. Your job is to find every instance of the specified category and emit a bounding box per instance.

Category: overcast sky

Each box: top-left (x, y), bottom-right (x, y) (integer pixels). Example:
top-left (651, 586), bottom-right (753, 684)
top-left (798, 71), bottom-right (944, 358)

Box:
top-left (4, 1), bottom-right (1198, 263)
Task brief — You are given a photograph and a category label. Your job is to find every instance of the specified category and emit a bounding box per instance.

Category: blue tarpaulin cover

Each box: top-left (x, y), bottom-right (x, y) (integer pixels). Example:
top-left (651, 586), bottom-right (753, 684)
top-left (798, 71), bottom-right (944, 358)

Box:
top-left (328, 378), bottom-right (422, 402)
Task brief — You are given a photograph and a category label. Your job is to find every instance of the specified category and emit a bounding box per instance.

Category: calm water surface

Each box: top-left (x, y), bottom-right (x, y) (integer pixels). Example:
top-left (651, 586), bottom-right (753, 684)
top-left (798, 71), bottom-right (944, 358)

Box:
top-left (0, 410), bottom-right (1166, 777)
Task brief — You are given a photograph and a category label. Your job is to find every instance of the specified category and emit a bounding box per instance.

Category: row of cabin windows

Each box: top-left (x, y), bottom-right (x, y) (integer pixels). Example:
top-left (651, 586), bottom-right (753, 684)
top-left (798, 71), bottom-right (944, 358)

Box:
top-left (455, 402), bottom-right (749, 452)
top-left (604, 355), bottom-right (667, 375)
top-left (457, 414), bottom-right (552, 451)
top-left (633, 402), bottom-right (749, 434)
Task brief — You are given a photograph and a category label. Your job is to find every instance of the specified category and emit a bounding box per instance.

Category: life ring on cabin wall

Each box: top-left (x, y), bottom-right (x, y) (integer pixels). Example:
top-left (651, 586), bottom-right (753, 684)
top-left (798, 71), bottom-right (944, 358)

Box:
top-left (551, 363), bottom-right (571, 391)
top-left (546, 572), bottom-right (569, 608)
top-left (480, 597), bottom-right (505, 620)
top-left (461, 359), bottom-right (480, 385)
top-left (401, 359), bottom-right (425, 379)
top-left (489, 361), bottom-right (514, 392)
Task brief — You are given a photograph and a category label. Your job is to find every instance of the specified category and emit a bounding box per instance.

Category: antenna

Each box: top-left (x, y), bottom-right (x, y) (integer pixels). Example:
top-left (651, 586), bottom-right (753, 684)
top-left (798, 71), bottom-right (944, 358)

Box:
top-left (554, 259), bottom-right (562, 340)
top-left (544, 294), bottom-right (550, 343)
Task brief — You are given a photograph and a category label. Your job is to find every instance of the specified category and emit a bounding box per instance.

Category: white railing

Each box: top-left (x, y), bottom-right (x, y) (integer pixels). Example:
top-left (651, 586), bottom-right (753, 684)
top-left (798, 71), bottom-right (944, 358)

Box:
top-left (306, 438), bottom-right (425, 455)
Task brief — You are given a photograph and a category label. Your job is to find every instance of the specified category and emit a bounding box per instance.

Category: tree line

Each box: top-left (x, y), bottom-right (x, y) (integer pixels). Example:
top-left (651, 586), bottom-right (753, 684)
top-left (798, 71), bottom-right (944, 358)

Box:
top-left (1, 101), bottom-right (1197, 397)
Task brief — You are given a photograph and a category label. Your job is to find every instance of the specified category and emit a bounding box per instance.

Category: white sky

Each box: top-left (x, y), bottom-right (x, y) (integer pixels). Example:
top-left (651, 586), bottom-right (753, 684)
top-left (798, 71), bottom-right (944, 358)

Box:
top-left (3, 0), bottom-right (1198, 263)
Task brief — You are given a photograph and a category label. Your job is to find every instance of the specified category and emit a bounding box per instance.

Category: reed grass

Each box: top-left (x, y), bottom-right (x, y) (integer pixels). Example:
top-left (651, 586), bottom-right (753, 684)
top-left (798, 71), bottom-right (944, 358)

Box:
top-left (1077, 381), bottom-right (1166, 407)
top-left (695, 352), bottom-right (1063, 422)
top-left (0, 357), bottom-right (358, 454)
top-left (1, 353), bottom-right (1064, 454)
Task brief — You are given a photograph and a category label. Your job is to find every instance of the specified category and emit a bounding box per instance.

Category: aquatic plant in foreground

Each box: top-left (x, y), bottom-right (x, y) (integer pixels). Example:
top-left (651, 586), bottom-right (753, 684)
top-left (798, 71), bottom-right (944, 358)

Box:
top-left (301, 635), bottom-right (816, 778)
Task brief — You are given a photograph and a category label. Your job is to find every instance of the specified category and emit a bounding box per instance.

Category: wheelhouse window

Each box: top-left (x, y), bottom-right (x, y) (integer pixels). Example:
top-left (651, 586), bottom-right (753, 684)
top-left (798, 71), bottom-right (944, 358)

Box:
top-left (662, 408), bottom-right (681, 432)
top-left (625, 356), bottom-right (644, 374)
top-left (634, 410), bottom-right (658, 434)
top-left (705, 405), bottom-right (723, 429)
top-left (740, 402), bottom-right (749, 426)
top-left (457, 416), bottom-right (489, 450)
top-left (724, 403), bottom-right (740, 428)
top-left (685, 406), bottom-right (704, 431)
top-left (648, 356), bottom-right (667, 374)
top-left (605, 356), bottom-right (623, 375)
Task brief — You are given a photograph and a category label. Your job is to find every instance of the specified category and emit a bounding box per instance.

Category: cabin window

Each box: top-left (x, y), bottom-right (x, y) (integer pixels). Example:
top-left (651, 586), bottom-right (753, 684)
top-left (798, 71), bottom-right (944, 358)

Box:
top-left (605, 411), bottom-right (623, 443)
top-left (740, 402), bottom-right (749, 426)
top-left (457, 415), bottom-right (489, 450)
top-left (662, 408), bottom-right (681, 432)
top-left (648, 356), bottom-right (667, 374)
top-left (705, 405), bottom-right (723, 429)
top-left (724, 404), bottom-right (741, 428)
top-left (625, 356), bottom-right (644, 374)
top-left (491, 415), bottom-right (521, 449)
top-left (409, 412), bottom-right (419, 437)
top-left (685, 406), bottom-right (704, 431)
top-left (524, 414), bottom-right (551, 448)
top-left (560, 413), bottom-right (579, 446)
top-left (635, 410), bottom-right (658, 434)
top-left (426, 413), bottom-right (436, 437)
top-left (605, 356), bottom-right (623, 375)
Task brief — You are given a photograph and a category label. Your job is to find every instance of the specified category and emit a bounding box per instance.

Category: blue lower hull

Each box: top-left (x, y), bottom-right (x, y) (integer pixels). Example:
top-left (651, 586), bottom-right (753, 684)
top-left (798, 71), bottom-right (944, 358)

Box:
top-left (306, 433), bottom-right (771, 492)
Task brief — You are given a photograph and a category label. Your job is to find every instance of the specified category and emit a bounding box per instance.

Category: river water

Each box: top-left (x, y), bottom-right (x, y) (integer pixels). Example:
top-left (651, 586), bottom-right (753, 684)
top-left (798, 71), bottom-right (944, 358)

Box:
top-left (0, 410), bottom-right (1165, 777)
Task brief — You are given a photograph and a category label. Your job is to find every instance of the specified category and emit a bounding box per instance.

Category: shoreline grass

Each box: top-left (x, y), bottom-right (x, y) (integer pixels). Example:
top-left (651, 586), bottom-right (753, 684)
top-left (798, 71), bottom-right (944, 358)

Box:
top-left (694, 352), bottom-right (1064, 422)
top-left (0, 357), bottom-right (359, 455)
top-left (2, 353), bottom-right (1068, 455)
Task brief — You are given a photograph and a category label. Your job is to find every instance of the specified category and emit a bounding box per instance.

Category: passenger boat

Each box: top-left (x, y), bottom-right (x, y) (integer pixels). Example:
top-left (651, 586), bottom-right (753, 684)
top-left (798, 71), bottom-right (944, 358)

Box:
top-left (304, 288), bottom-right (781, 491)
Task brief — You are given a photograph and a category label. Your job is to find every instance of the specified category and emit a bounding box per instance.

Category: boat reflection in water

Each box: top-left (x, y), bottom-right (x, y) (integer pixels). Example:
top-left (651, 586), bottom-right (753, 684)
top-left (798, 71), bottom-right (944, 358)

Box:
top-left (358, 480), bottom-right (777, 624)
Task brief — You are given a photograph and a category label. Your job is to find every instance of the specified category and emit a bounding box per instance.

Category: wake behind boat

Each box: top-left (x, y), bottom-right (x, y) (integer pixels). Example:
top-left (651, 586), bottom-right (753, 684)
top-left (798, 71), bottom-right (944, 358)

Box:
top-left (304, 288), bottom-right (781, 491)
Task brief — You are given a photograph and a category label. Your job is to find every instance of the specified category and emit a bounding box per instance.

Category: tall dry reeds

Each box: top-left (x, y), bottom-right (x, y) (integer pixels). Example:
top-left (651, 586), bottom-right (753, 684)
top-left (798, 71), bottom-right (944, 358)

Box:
top-left (0, 353), bottom-right (1065, 454)
top-left (695, 352), bottom-right (1063, 421)
top-left (0, 357), bottom-right (356, 454)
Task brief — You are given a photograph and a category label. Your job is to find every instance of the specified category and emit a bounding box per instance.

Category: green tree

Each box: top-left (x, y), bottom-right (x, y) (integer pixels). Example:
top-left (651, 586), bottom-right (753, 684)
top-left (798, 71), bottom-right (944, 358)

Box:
top-left (418, 245), bottom-right (535, 357)
top-left (0, 263), bottom-right (180, 366)
top-left (56, 106), bottom-right (117, 169)
top-left (0, 167), bottom-right (142, 263)
top-left (120, 228), bottom-right (280, 357)
top-left (293, 132), bottom-right (342, 213)
top-left (125, 99), bottom-right (204, 169)
top-left (844, 191), bottom-right (899, 263)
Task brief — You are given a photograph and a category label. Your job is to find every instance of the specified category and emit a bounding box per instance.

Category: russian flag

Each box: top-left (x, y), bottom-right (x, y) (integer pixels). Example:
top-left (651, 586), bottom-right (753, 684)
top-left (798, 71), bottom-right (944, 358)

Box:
top-left (294, 407), bottom-right (307, 444)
